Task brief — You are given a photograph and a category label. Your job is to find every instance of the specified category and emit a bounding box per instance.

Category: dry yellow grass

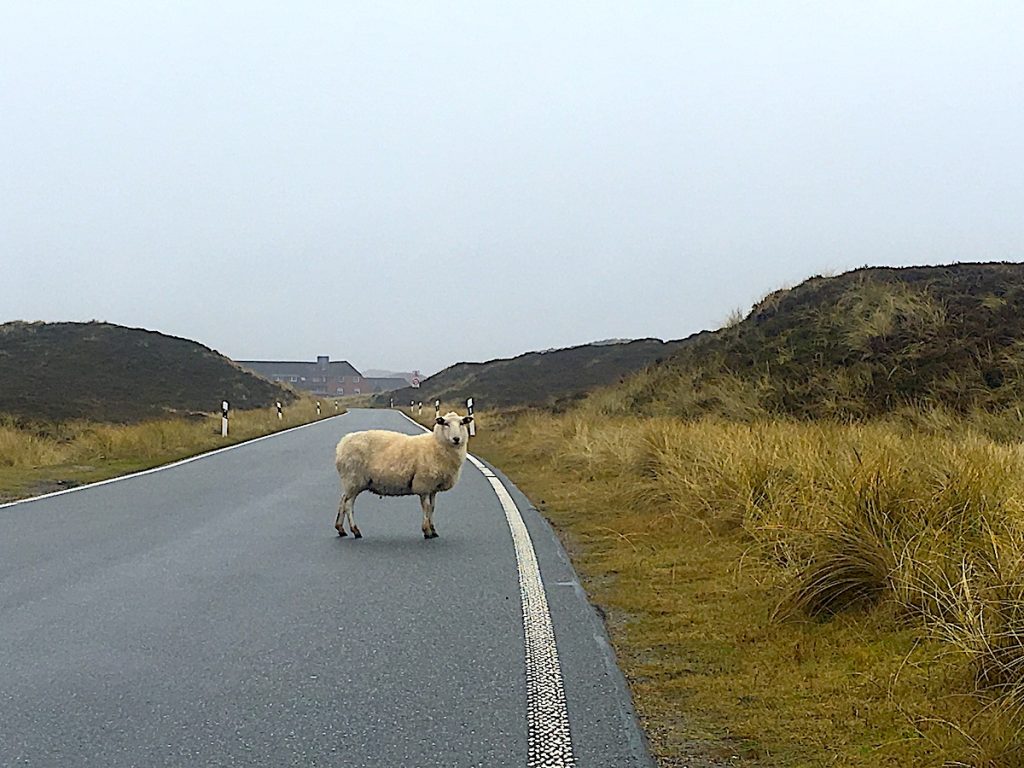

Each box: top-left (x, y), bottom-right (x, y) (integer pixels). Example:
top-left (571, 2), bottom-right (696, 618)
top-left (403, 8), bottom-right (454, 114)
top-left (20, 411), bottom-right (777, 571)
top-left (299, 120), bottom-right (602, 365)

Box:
top-left (0, 396), bottom-right (337, 501)
top-left (465, 407), bottom-right (1024, 767)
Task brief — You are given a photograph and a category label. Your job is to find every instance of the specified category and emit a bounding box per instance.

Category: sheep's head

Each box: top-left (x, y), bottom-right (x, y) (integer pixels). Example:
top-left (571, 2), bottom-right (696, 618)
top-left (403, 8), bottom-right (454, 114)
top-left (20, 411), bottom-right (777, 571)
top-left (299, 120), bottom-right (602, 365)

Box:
top-left (434, 411), bottom-right (472, 448)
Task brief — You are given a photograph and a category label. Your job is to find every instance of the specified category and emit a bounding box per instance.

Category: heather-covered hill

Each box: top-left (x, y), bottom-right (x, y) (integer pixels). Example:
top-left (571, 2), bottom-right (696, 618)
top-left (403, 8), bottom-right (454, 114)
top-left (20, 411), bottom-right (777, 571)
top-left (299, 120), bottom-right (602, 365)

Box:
top-left (0, 321), bottom-right (294, 423)
top-left (375, 337), bottom-right (698, 410)
top-left (594, 262), bottom-right (1024, 422)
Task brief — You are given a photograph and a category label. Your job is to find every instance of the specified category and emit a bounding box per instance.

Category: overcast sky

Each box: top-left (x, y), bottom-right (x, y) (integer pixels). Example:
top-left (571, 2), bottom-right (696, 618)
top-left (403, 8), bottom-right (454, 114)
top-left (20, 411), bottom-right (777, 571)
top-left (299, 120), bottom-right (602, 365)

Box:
top-left (3, 2), bottom-right (1022, 374)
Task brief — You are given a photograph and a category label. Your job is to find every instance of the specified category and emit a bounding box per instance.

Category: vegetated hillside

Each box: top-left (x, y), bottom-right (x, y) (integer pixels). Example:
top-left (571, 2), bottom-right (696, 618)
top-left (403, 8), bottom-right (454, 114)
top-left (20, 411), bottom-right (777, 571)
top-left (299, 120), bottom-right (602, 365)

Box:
top-left (374, 337), bottom-right (698, 410)
top-left (595, 262), bottom-right (1024, 422)
top-left (0, 321), bottom-right (294, 423)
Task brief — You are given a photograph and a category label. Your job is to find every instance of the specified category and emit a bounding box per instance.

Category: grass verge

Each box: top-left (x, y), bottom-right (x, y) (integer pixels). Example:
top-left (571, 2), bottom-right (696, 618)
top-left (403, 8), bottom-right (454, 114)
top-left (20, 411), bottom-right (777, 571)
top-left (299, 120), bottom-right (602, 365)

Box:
top-left (459, 407), bottom-right (1024, 767)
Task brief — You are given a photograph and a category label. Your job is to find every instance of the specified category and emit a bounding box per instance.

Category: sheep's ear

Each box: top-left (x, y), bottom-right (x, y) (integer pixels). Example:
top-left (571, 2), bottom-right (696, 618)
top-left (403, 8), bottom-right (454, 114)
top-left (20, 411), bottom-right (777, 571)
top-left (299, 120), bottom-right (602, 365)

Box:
top-left (461, 415), bottom-right (473, 424)
top-left (435, 417), bottom-right (446, 426)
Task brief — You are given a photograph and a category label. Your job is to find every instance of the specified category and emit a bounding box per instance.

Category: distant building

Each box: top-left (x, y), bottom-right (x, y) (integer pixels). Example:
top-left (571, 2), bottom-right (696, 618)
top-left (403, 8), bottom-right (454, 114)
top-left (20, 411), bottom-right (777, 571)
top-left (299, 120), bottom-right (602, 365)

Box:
top-left (236, 356), bottom-right (407, 397)
top-left (361, 369), bottom-right (418, 385)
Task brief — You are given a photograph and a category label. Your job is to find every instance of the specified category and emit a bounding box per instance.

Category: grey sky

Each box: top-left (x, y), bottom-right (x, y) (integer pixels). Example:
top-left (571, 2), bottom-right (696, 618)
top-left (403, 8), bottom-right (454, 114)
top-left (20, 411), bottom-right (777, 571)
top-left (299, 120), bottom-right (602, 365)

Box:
top-left (3, 2), bottom-right (1022, 375)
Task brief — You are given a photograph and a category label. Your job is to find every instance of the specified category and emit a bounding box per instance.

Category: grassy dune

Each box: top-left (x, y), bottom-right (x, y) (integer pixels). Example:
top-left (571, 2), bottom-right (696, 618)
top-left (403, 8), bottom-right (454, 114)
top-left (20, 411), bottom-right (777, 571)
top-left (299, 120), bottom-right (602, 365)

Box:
top-left (611, 264), bottom-right (1024, 427)
top-left (0, 321), bottom-right (294, 423)
top-left (0, 397), bottom-right (337, 502)
top-left (377, 337), bottom-right (693, 411)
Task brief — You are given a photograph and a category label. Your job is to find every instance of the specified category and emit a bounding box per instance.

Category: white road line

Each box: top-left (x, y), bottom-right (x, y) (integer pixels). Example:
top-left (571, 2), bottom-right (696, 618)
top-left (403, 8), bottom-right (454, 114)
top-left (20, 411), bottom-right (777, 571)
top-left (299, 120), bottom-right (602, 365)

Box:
top-left (0, 414), bottom-right (345, 510)
top-left (467, 454), bottom-right (577, 767)
top-left (398, 411), bottom-right (576, 767)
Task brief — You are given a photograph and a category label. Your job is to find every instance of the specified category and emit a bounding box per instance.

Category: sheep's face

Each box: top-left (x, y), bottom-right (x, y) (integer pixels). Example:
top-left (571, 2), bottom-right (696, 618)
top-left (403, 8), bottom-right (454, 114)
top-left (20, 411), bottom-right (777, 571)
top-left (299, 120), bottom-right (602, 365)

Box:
top-left (434, 411), bottom-right (472, 448)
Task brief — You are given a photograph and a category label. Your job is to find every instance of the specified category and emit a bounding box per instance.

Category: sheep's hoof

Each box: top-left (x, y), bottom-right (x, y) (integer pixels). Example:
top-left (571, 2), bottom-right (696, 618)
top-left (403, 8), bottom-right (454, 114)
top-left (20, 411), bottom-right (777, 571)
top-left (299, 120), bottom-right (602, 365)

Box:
top-left (337, 527), bottom-right (347, 537)
top-left (425, 530), bottom-right (438, 539)
top-left (352, 528), bottom-right (362, 539)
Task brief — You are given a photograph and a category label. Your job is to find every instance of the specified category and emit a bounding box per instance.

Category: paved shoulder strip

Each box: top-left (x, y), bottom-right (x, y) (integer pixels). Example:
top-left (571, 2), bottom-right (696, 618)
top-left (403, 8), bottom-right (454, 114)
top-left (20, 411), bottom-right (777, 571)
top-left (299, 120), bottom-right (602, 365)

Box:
top-left (467, 454), bottom-right (576, 768)
top-left (398, 412), bottom-right (576, 767)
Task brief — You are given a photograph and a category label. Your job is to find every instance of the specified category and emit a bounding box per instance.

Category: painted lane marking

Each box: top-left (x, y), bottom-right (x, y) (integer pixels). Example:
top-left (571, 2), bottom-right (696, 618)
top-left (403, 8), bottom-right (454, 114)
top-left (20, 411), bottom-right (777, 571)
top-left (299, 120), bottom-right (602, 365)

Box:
top-left (0, 414), bottom-right (345, 510)
top-left (467, 454), bottom-right (577, 768)
top-left (396, 410), bottom-right (576, 767)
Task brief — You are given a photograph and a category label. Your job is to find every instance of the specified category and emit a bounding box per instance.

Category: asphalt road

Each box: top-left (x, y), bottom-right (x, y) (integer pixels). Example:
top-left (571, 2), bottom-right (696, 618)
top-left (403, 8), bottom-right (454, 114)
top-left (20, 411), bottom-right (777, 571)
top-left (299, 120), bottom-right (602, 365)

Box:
top-left (0, 408), bottom-right (652, 767)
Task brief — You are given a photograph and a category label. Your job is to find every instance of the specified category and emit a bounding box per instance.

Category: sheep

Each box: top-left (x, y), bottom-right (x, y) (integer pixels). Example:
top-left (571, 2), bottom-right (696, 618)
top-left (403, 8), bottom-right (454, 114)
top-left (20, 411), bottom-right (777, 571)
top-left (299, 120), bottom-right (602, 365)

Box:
top-left (334, 411), bottom-right (474, 540)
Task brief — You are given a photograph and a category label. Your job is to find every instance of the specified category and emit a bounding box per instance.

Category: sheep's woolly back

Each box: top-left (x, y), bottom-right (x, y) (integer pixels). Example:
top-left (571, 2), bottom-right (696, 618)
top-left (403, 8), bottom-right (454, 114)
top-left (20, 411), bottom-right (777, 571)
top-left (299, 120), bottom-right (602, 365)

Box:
top-left (335, 417), bottom-right (470, 498)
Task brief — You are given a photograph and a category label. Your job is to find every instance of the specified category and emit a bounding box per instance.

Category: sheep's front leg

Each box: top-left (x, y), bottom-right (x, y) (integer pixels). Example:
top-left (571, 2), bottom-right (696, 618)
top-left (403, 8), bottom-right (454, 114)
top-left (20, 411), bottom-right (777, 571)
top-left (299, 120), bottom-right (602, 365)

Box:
top-left (421, 492), bottom-right (438, 539)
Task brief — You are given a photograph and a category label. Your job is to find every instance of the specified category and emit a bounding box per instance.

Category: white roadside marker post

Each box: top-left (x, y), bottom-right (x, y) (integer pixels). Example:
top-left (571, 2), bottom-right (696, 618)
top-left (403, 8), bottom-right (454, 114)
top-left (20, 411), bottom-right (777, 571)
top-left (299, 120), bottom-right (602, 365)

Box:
top-left (417, 401), bottom-right (423, 415)
top-left (221, 400), bottom-right (229, 437)
top-left (434, 400), bottom-right (440, 419)
top-left (316, 401), bottom-right (321, 416)
top-left (389, 396), bottom-right (394, 408)
top-left (466, 397), bottom-right (476, 436)
top-left (334, 400), bottom-right (339, 412)
top-left (276, 401), bottom-right (283, 420)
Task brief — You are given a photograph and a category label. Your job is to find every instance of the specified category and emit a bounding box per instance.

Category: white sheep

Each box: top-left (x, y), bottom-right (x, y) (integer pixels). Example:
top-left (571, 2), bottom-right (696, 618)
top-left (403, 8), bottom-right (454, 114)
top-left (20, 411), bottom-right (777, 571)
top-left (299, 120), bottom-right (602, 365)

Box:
top-left (334, 412), bottom-right (474, 539)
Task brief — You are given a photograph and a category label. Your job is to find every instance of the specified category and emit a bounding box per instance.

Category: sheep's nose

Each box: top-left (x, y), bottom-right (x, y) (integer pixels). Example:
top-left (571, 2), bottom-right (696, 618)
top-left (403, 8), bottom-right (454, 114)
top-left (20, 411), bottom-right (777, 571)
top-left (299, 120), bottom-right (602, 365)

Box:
top-left (453, 437), bottom-right (461, 444)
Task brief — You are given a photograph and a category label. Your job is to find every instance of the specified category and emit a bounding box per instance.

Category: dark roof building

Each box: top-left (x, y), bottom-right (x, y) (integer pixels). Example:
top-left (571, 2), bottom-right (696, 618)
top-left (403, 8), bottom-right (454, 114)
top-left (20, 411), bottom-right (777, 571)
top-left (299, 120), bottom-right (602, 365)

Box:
top-left (241, 360), bottom-right (359, 379)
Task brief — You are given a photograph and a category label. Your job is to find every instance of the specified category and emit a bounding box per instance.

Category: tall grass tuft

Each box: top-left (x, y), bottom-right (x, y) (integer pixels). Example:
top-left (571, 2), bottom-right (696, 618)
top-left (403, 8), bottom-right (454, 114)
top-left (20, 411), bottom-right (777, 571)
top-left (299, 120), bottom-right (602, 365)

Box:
top-left (0, 417), bottom-right (70, 467)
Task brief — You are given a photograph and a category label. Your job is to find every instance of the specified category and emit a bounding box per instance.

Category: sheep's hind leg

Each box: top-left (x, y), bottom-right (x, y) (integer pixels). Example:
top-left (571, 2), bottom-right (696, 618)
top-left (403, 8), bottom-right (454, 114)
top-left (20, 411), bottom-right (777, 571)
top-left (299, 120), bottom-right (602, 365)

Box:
top-left (346, 492), bottom-right (362, 538)
top-left (337, 491), bottom-right (362, 538)
top-left (335, 493), bottom-right (348, 537)
top-left (421, 492), bottom-right (438, 539)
